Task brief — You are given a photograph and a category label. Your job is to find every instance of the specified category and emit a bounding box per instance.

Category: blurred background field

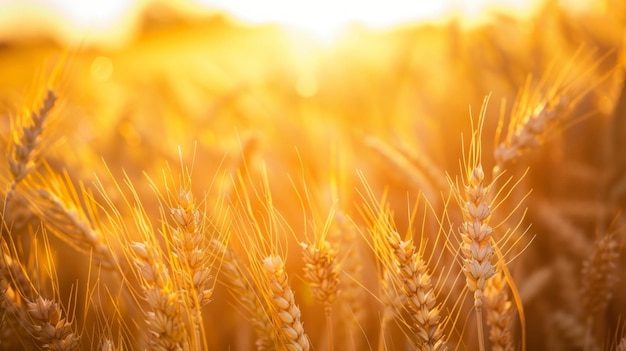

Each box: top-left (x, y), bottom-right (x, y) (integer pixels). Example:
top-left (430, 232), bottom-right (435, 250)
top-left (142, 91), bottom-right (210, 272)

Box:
top-left (1, 0), bottom-right (626, 350)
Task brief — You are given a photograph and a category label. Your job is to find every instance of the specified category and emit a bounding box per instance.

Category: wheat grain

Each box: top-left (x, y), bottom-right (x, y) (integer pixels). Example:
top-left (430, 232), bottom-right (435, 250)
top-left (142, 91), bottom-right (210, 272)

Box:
top-left (168, 188), bottom-right (214, 309)
top-left (449, 98), bottom-right (499, 351)
top-left (301, 241), bottom-right (340, 306)
top-left (455, 164), bottom-right (496, 310)
top-left (26, 296), bottom-right (79, 351)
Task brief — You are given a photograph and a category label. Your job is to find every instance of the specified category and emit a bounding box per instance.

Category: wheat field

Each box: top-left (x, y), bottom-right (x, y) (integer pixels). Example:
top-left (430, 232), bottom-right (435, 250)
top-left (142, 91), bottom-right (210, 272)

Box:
top-left (1, 1), bottom-right (626, 350)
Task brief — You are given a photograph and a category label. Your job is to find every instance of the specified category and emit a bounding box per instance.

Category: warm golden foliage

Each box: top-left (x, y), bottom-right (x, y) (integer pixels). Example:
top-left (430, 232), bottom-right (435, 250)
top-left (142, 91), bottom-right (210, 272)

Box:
top-left (0, 2), bottom-right (625, 351)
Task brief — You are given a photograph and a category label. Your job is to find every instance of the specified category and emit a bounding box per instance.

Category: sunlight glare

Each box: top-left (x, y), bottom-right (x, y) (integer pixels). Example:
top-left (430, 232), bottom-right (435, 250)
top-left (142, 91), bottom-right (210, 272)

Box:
top-left (198, 0), bottom-right (540, 41)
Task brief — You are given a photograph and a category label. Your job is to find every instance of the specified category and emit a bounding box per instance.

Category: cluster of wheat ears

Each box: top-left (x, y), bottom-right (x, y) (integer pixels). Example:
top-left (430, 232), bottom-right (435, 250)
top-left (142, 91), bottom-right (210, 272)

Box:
top-left (1, 4), bottom-right (626, 351)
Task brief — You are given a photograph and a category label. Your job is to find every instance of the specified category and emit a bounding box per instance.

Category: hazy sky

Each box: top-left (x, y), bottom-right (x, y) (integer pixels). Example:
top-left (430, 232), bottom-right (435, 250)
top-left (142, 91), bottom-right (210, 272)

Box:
top-left (0, 0), bottom-right (586, 45)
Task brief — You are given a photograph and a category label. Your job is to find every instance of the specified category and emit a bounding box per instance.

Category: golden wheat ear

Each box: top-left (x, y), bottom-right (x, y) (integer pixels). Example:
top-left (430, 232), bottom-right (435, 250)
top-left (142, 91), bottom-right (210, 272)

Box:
top-left (22, 165), bottom-right (116, 270)
top-left (0, 231), bottom-right (81, 351)
top-left (231, 161), bottom-right (312, 351)
top-left (580, 229), bottom-right (621, 348)
top-left (355, 172), bottom-right (449, 351)
top-left (448, 98), bottom-right (496, 351)
top-left (261, 254), bottom-right (310, 351)
top-left (448, 94), bottom-right (532, 351)
top-left (26, 296), bottom-right (79, 351)
top-left (484, 263), bottom-right (514, 351)
top-left (6, 89), bottom-right (57, 206)
top-left (300, 240), bottom-right (340, 351)
top-left (493, 50), bottom-right (614, 175)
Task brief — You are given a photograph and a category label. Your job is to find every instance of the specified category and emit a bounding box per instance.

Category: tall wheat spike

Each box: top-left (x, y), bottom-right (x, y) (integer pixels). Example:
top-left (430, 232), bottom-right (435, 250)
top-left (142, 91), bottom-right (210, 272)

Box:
top-left (449, 97), bottom-right (497, 351)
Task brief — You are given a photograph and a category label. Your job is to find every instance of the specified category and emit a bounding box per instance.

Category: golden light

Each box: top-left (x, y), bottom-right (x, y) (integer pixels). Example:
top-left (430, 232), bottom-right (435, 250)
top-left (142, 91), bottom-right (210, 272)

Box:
top-left (201, 0), bottom-right (541, 40)
top-left (0, 0), bottom-right (553, 46)
top-left (0, 0), bottom-right (624, 351)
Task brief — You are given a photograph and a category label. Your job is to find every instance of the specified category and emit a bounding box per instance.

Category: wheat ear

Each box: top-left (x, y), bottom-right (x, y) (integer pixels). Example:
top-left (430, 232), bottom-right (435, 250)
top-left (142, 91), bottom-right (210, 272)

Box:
top-left (6, 89), bottom-right (57, 205)
top-left (166, 186), bottom-right (215, 349)
top-left (132, 241), bottom-right (187, 351)
top-left (485, 266), bottom-right (514, 351)
top-left (261, 254), bottom-right (310, 351)
top-left (494, 95), bottom-right (568, 172)
top-left (387, 230), bottom-right (446, 351)
top-left (581, 231), bottom-right (620, 316)
top-left (450, 98), bottom-right (496, 351)
top-left (301, 240), bottom-right (340, 351)
top-left (581, 230), bottom-right (620, 349)
top-left (26, 296), bottom-right (79, 351)
top-left (169, 188), bottom-right (214, 308)
top-left (0, 265), bottom-right (33, 348)
top-left (30, 167), bottom-right (116, 269)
